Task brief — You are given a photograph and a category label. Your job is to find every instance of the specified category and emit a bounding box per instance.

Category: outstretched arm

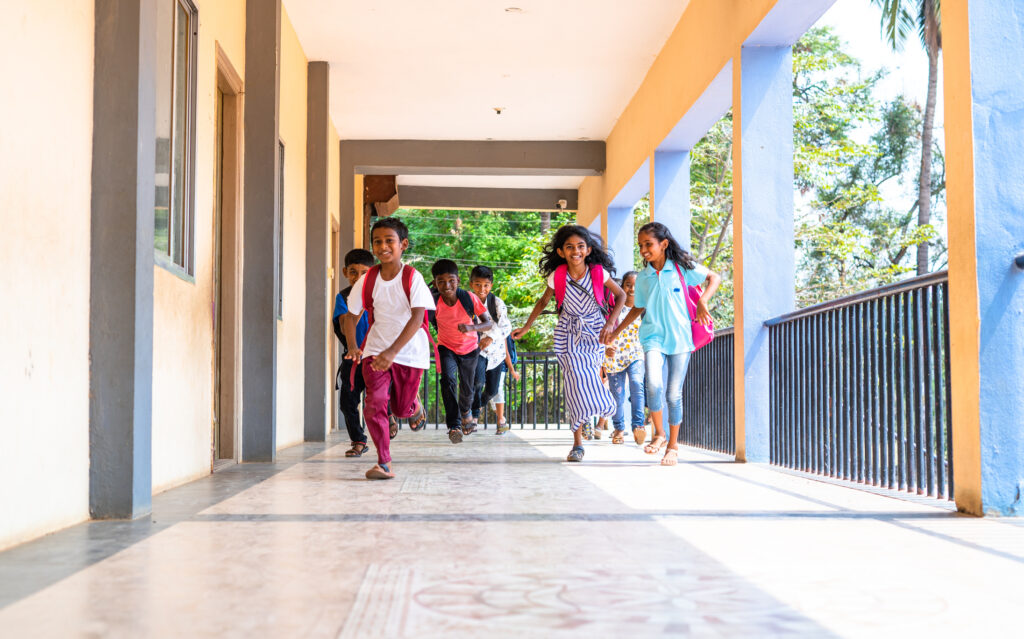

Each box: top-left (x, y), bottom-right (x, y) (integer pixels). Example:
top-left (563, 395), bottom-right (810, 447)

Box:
top-left (459, 311), bottom-right (494, 334)
top-left (599, 279), bottom-right (627, 344)
top-left (610, 306), bottom-right (644, 342)
top-left (511, 288), bottom-right (554, 340)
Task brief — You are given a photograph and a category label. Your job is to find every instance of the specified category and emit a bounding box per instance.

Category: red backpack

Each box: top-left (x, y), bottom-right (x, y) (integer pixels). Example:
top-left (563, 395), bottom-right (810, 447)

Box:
top-left (357, 264), bottom-right (440, 374)
top-left (552, 263), bottom-right (608, 315)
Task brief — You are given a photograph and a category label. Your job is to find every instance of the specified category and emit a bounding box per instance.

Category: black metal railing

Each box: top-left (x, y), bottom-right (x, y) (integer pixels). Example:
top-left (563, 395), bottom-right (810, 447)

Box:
top-left (417, 351), bottom-right (567, 429)
top-left (766, 271), bottom-right (953, 499)
top-left (680, 327), bottom-right (735, 454)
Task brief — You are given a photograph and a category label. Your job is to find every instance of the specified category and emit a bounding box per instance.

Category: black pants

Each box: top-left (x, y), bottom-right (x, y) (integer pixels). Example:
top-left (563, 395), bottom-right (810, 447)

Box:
top-left (338, 359), bottom-right (367, 443)
top-left (438, 345), bottom-right (479, 430)
top-left (472, 356), bottom-right (505, 419)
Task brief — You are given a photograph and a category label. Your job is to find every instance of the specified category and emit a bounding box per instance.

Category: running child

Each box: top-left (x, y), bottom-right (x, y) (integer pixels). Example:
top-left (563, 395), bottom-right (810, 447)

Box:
top-left (609, 222), bottom-right (721, 466)
top-left (603, 271), bottom-right (646, 446)
top-left (469, 265), bottom-right (518, 435)
top-left (430, 259), bottom-right (493, 443)
top-left (333, 249), bottom-right (374, 456)
top-left (512, 225), bottom-right (626, 462)
top-left (344, 217), bottom-right (435, 480)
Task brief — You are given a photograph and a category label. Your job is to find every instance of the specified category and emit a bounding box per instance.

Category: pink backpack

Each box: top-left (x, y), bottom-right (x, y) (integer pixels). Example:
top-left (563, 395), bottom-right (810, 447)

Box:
top-left (553, 263), bottom-right (608, 315)
top-left (673, 261), bottom-right (714, 350)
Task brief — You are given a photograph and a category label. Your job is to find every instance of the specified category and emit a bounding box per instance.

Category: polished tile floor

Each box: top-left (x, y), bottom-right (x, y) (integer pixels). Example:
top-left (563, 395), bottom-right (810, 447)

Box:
top-left (2, 429), bottom-right (1023, 637)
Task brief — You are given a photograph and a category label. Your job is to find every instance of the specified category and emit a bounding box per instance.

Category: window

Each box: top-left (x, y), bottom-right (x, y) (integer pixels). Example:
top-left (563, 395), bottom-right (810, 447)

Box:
top-left (276, 141), bottom-right (285, 319)
top-left (155, 0), bottom-right (197, 274)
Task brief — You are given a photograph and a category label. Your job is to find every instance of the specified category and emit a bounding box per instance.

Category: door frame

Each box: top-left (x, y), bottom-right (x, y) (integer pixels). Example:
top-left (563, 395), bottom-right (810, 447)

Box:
top-left (213, 44), bottom-right (244, 466)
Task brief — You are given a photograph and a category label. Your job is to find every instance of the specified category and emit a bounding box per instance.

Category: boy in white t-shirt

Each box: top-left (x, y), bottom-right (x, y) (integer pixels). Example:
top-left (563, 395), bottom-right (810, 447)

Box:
top-left (344, 217), bottom-right (436, 480)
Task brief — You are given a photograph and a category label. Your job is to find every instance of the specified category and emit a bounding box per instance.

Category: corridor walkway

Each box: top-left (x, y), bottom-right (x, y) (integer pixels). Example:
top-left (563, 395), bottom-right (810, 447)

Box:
top-left (1, 430), bottom-right (1022, 637)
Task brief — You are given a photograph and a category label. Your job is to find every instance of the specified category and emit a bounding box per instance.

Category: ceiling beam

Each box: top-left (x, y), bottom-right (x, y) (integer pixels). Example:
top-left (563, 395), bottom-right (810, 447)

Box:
top-left (343, 140), bottom-right (605, 176)
top-left (397, 186), bottom-right (577, 212)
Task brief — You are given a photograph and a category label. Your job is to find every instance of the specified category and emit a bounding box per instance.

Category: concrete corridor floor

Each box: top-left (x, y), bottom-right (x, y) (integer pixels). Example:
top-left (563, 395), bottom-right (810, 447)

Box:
top-left (1, 429), bottom-right (1023, 638)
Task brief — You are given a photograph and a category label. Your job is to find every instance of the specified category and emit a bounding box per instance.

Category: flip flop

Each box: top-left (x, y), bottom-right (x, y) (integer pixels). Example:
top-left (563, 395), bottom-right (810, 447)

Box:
top-left (365, 464), bottom-right (395, 480)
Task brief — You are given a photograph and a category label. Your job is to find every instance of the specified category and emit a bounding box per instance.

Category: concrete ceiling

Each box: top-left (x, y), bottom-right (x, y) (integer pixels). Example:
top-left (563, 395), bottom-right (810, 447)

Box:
top-left (284, 0), bottom-right (689, 142)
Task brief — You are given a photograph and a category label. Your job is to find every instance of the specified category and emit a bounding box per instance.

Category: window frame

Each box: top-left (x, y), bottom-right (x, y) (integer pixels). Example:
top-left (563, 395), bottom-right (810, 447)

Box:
top-left (154, 0), bottom-right (199, 280)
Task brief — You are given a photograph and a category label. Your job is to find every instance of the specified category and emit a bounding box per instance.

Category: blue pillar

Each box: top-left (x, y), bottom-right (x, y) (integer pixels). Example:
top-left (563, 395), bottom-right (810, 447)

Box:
top-left (606, 206), bottom-right (635, 277)
top-left (653, 151), bottom-right (691, 248)
top-left (734, 46), bottom-right (795, 462)
top-left (586, 212), bottom-right (602, 238)
top-left (966, 1), bottom-right (1024, 515)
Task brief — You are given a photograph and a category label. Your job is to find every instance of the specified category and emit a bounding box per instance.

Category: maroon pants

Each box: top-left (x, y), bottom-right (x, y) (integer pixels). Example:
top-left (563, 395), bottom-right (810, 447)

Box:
top-left (362, 358), bottom-right (424, 466)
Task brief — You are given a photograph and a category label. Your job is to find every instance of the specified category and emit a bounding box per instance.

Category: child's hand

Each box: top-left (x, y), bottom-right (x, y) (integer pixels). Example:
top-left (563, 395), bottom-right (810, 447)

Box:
top-left (605, 346), bottom-right (616, 358)
top-left (370, 350), bottom-right (395, 372)
top-left (458, 323), bottom-right (471, 334)
top-left (511, 327), bottom-right (528, 340)
top-left (510, 367), bottom-right (521, 381)
top-left (599, 321), bottom-right (616, 345)
top-left (345, 347), bottom-right (363, 363)
top-left (695, 300), bottom-right (712, 326)
top-left (479, 336), bottom-right (493, 350)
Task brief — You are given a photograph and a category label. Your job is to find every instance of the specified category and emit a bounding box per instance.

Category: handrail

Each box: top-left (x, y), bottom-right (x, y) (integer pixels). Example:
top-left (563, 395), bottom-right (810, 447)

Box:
top-left (764, 270), bottom-right (948, 327)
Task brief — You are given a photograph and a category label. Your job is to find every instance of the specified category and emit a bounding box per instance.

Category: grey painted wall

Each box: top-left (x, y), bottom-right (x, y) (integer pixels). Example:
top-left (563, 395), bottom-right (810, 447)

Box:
top-left (304, 62), bottom-right (329, 443)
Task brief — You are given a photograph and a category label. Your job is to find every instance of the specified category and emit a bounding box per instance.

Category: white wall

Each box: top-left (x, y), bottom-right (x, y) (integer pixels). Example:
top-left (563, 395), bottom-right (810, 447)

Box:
top-left (0, 1), bottom-right (94, 550)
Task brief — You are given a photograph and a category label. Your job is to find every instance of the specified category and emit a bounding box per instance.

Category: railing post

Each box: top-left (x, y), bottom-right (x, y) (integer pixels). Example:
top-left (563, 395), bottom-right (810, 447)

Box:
top-left (732, 44), bottom-right (795, 463)
top-left (944, 0), bottom-right (1024, 516)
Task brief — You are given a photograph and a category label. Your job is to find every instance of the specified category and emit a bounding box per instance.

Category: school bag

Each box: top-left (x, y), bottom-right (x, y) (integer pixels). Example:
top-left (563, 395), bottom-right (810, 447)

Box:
top-left (486, 293), bottom-right (518, 366)
top-left (352, 265), bottom-right (440, 384)
top-left (552, 263), bottom-right (609, 317)
top-left (673, 261), bottom-right (715, 350)
top-left (428, 287), bottom-right (478, 329)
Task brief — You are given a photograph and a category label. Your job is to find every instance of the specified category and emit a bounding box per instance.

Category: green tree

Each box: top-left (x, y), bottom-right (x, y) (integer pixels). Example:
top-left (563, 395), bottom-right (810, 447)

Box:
top-left (871, 0), bottom-right (943, 275)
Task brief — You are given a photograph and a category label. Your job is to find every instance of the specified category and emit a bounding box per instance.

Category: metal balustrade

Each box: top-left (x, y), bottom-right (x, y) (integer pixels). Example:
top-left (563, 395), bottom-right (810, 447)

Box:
top-left (418, 351), bottom-right (567, 429)
top-left (765, 271), bottom-right (953, 499)
top-left (680, 328), bottom-right (735, 454)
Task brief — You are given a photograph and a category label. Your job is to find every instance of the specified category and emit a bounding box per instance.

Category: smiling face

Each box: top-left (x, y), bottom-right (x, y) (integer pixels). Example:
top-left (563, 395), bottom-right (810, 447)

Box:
top-left (371, 227), bottom-right (407, 265)
top-left (469, 277), bottom-right (492, 301)
top-left (637, 231), bottom-right (668, 265)
top-left (622, 273), bottom-right (636, 298)
top-left (434, 272), bottom-right (459, 303)
top-left (556, 234), bottom-right (591, 269)
top-left (345, 263), bottom-right (371, 287)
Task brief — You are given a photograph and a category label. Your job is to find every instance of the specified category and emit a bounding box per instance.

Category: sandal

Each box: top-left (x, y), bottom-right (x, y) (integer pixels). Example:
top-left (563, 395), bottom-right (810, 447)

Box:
top-left (633, 427), bottom-right (647, 446)
top-left (611, 430), bottom-right (624, 445)
top-left (345, 441), bottom-right (368, 457)
top-left (644, 435), bottom-right (667, 455)
top-left (661, 448), bottom-right (679, 466)
top-left (495, 421), bottom-right (510, 436)
top-left (461, 414), bottom-right (477, 436)
top-left (581, 422), bottom-right (595, 441)
top-left (566, 446), bottom-right (585, 462)
top-left (408, 403), bottom-right (427, 432)
top-left (365, 464), bottom-right (395, 480)
top-left (389, 415), bottom-right (399, 439)
top-left (448, 428), bottom-right (463, 444)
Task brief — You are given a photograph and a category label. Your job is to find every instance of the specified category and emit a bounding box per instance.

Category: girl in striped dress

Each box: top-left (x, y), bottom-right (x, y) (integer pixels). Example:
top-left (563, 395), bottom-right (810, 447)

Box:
top-left (512, 225), bottom-right (626, 462)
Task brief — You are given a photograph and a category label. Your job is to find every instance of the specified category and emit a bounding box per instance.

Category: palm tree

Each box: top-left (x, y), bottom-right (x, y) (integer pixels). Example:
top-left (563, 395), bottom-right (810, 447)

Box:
top-left (871, 0), bottom-right (942, 275)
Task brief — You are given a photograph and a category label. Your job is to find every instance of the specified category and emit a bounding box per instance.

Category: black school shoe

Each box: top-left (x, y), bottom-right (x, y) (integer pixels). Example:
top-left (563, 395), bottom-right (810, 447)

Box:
top-left (448, 428), bottom-right (463, 444)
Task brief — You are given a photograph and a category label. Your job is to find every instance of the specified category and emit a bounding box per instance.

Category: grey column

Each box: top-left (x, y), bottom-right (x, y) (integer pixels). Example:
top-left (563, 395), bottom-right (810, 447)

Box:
top-left (89, 0), bottom-right (156, 519)
top-left (339, 142), bottom-right (357, 259)
top-left (241, 0), bottom-right (281, 461)
top-left (304, 62), bottom-right (329, 442)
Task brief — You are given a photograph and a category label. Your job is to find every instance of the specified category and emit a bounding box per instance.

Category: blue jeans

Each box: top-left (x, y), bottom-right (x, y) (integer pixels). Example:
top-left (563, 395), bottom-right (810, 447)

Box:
top-left (645, 351), bottom-right (691, 427)
top-left (608, 359), bottom-right (645, 431)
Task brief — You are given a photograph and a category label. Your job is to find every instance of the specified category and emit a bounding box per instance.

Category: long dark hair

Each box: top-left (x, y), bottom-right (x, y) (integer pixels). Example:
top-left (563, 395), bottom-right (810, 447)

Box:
top-left (538, 224), bottom-right (617, 278)
top-left (637, 221), bottom-right (696, 269)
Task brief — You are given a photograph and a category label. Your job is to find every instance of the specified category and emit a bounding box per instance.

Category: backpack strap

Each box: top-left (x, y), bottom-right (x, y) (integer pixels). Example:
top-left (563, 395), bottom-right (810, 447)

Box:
top-left (486, 292), bottom-right (498, 322)
top-left (360, 266), bottom-right (381, 349)
top-left (401, 264), bottom-right (441, 373)
top-left (553, 264), bottom-right (568, 311)
top-left (590, 264), bottom-right (606, 309)
top-left (456, 288), bottom-right (477, 320)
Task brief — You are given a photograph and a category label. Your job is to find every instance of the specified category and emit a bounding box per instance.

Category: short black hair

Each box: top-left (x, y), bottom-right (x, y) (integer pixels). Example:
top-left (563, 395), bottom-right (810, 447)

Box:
top-left (370, 216), bottom-right (409, 242)
top-left (431, 259), bottom-right (459, 278)
top-left (344, 249), bottom-right (374, 268)
top-left (470, 265), bottom-right (493, 282)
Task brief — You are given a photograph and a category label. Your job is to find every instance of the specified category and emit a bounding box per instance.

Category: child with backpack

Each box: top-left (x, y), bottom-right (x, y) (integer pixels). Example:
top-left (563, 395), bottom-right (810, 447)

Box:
top-left (512, 225), bottom-right (626, 462)
top-left (333, 249), bottom-right (374, 456)
top-left (468, 265), bottom-right (518, 435)
top-left (609, 222), bottom-right (721, 466)
top-left (603, 271), bottom-right (647, 446)
top-left (344, 217), bottom-right (435, 480)
top-left (430, 260), bottom-right (493, 443)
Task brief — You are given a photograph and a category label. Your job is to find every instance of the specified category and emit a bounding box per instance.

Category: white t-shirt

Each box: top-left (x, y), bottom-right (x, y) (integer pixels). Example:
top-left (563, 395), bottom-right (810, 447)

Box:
top-left (347, 265), bottom-right (436, 369)
top-left (545, 267), bottom-right (613, 289)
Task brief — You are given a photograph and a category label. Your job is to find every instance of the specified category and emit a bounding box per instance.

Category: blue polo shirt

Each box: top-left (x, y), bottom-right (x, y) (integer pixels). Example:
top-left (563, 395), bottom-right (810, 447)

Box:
top-left (633, 259), bottom-right (710, 355)
top-left (333, 289), bottom-right (368, 348)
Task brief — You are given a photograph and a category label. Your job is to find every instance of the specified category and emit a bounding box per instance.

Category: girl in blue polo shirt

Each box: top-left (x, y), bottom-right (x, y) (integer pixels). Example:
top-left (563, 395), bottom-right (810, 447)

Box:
top-left (609, 222), bottom-right (721, 466)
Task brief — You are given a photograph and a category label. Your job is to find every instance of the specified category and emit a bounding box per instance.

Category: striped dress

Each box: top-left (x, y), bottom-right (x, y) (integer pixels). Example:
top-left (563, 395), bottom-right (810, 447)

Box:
top-left (553, 270), bottom-right (616, 431)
